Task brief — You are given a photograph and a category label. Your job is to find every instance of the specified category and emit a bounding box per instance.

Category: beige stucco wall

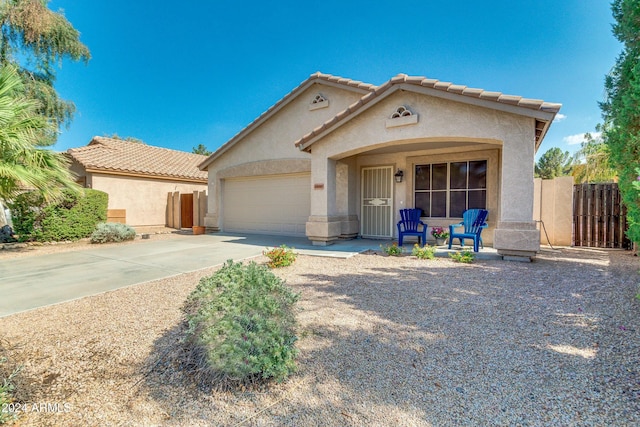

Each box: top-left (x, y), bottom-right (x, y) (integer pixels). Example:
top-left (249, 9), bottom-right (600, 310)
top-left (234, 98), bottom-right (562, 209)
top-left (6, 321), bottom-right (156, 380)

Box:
top-left (90, 173), bottom-right (207, 226)
top-left (204, 82), bottom-right (367, 230)
top-left (69, 159), bottom-right (90, 187)
top-left (534, 176), bottom-right (573, 246)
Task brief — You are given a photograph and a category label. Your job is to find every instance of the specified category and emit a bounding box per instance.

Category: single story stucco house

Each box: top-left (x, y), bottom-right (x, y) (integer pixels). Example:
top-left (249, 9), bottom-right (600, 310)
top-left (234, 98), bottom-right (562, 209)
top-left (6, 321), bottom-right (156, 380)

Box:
top-left (67, 136), bottom-right (208, 227)
top-left (199, 72), bottom-right (561, 260)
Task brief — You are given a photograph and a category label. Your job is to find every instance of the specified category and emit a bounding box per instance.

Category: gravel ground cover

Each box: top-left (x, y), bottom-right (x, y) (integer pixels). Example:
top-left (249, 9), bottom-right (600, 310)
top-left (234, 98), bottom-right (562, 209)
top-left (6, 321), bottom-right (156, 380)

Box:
top-left (0, 243), bottom-right (638, 426)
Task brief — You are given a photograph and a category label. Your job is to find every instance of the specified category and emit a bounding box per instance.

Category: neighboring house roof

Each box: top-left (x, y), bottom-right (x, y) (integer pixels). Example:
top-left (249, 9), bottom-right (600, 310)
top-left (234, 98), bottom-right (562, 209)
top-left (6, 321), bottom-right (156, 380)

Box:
top-left (198, 72), bottom-right (376, 170)
top-left (67, 136), bottom-right (208, 182)
top-left (295, 73), bottom-right (562, 152)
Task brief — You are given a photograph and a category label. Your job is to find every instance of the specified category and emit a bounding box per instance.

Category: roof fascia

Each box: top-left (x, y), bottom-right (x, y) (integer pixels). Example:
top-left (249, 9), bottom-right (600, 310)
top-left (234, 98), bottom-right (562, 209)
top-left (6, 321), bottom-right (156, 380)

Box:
top-left (297, 82), bottom-right (559, 151)
top-left (297, 85), bottom-right (403, 152)
top-left (85, 168), bottom-right (207, 184)
top-left (402, 83), bottom-right (558, 121)
top-left (199, 78), bottom-right (373, 170)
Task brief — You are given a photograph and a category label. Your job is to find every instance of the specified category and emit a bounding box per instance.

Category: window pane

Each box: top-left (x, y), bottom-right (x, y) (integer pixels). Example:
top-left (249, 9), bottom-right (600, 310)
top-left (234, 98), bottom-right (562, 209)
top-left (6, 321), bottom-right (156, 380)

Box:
top-left (450, 162), bottom-right (467, 189)
top-left (468, 190), bottom-right (486, 209)
top-left (431, 191), bottom-right (446, 217)
top-left (415, 193), bottom-right (430, 217)
top-left (468, 160), bottom-right (487, 189)
top-left (432, 163), bottom-right (447, 190)
top-left (450, 191), bottom-right (466, 217)
top-left (415, 165), bottom-right (430, 190)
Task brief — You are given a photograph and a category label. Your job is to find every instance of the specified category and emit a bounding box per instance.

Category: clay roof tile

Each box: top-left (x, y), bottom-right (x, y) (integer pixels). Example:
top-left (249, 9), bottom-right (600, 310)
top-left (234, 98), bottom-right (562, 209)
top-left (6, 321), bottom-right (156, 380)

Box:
top-left (67, 137), bottom-right (208, 181)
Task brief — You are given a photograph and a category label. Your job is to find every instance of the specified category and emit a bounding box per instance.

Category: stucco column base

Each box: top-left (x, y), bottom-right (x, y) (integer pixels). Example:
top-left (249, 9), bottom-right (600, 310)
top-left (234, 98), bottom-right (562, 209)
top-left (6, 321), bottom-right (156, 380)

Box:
top-left (204, 213), bottom-right (220, 232)
top-left (494, 221), bottom-right (540, 262)
top-left (306, 216), bottom-right (342, 246)
top-left (340, 215), bottom-right (359, 239)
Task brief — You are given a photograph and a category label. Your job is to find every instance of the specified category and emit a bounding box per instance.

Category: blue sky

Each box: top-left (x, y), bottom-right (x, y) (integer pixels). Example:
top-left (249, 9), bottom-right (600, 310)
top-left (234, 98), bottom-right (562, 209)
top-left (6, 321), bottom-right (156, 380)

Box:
top-left (48, 0), bottom-right (621, 160)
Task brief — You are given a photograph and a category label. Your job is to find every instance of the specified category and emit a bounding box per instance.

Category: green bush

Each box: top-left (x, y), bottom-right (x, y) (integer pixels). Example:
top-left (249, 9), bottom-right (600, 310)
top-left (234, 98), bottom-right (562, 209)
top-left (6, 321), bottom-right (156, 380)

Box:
top-left (449, 250), bottom-right (475, 263)
top-left (412, 243), bottom-right (436, 259)
top-left (184, 260), bottom-right (299, 388)
top-left (90, 222), bottom-right (136, 244)
top-left (9, 189), bottom-right (107, 242)
top-left (263, 245), bottom-right (297, 268)
top-left (380, 242), bottom-right (403, 256)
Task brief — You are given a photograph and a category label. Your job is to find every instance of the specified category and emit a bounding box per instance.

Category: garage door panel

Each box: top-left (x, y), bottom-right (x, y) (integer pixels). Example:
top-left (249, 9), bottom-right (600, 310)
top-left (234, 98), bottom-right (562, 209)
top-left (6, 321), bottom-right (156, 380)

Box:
top-left (223, 174), bottom-right (310, 236)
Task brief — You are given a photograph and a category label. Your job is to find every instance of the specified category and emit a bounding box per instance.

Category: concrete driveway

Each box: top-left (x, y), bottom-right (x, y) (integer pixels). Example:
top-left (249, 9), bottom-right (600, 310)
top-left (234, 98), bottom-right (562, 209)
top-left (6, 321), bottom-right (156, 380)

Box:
top-left (0, 232), bottom-right (502, 318)
top-left (0, 233), bottom-right (379, 318)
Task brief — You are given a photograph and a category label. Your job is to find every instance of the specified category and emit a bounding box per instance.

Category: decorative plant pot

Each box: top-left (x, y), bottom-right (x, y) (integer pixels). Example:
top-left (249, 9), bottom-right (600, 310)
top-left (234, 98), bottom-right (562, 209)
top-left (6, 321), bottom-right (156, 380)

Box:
top-left (435, 238), bottom-right (447, 246)
top-left (192, 226), bottom-right (205, 235)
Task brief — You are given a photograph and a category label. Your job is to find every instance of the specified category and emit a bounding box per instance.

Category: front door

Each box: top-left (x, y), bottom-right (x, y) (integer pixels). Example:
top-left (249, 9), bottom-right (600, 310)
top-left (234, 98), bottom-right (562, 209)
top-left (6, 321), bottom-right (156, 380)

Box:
top-left (361, 166), bottom-right (394, 238)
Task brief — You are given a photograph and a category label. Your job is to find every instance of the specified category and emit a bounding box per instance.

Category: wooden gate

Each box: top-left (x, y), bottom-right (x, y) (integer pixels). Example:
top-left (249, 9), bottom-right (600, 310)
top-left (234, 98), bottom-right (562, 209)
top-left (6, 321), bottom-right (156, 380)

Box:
top-left (573, 183), bottom-right (630, 248)
top-left (180, 193), bottom-right (194, 228)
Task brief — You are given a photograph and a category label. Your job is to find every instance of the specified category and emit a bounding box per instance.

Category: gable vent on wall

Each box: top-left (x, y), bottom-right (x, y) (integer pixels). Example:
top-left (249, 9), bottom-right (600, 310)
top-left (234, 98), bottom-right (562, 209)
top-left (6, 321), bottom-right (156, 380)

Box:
top-left (386, 105), bottom-right (418, 128)
top-left (309, 93), bottom-right (329, 110)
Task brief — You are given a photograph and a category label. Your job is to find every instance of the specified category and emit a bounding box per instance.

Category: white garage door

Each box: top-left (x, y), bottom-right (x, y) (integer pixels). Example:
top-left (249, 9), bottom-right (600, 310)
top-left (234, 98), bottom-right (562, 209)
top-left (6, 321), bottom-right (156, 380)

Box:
top-left (223, 173), bottom-right (310, 236)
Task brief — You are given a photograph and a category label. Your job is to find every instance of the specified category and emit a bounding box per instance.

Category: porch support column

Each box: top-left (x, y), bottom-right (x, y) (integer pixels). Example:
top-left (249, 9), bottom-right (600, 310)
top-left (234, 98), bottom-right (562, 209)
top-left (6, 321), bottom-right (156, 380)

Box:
top-left (337, 159), bottom-right (359, 239)
top-left (306, 156), bottom-right (341, 246)
top-left (494, 131), bottom-right (540, 261)
top-left (203, 170), bottom-right (221, 232)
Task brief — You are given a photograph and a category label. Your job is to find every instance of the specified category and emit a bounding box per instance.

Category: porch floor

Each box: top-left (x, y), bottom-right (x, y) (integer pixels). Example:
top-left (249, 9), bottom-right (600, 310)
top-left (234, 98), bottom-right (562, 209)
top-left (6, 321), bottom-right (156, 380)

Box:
top-left (211, 232), bottom-right (502, 260)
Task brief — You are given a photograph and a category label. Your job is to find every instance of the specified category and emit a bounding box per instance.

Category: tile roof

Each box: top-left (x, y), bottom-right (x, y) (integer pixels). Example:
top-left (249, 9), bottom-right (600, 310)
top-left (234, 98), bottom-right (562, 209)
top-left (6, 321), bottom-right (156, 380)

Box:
top-left (67, 137), bottom-right (208, 182)
top-left (198, 72), bottom-right (376, 169)
top-left (294, 73), bottom-right (562, 150)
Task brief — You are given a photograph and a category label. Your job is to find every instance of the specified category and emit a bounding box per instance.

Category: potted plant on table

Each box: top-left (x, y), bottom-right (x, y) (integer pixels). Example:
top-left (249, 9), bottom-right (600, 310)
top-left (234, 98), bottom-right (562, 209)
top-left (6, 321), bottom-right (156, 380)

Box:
top-left (431, 226), bottom-right (449, 246)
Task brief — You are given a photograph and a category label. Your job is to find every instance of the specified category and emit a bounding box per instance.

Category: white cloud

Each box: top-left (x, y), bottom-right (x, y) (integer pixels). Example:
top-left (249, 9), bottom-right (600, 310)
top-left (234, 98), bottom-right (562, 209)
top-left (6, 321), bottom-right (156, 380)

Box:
top-left (563, 132), bottom-right (602, 145)
top-left (553, 113), bottom-right (567, 122)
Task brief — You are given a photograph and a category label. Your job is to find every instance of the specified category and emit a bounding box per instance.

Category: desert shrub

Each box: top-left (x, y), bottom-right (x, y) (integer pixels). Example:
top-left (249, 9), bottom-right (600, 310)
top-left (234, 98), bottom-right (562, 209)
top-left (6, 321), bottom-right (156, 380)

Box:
top-left (184, 260), bottom-right (299, 388)
top-left (449, 250), bottom-right (475, 263)
top-left (90, 223), bottom-right (136, 244)
top-left (412, 243), bottom-right (436, 259)
top-left (263, 245), bottom-right (297, 268)
top-left (380, 242), bottom-right (403, 256)
top-left (9, 189), bottom-right (107, 242)
top-left (0, 352), bottom-right (21, 425)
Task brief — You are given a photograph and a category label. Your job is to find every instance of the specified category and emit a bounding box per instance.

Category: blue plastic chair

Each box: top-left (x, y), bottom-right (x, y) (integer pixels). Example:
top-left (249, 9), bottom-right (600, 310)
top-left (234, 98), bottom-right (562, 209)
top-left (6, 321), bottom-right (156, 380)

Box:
top-left (397, 209), bottom-right (428, 246)
top-left (448, 209), bottom-right (489, 252)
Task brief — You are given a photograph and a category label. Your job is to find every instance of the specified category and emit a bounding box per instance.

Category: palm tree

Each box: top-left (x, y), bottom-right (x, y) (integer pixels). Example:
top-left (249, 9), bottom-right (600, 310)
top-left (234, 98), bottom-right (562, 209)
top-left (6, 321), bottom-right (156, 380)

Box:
top-left (0, 65), bottom-right (78, 203)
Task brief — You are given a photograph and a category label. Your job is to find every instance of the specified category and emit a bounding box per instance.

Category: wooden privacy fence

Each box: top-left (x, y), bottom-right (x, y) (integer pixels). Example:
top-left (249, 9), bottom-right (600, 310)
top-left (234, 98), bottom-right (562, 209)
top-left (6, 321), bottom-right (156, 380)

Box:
top-left (573, 183), bottom-right (630, 249)
top-left (166, 190), bottom-right (207, 229)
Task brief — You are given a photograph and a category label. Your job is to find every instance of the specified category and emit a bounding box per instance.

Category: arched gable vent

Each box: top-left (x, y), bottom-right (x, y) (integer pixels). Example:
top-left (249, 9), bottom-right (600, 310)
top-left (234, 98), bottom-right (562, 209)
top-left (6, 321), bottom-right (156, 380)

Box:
top-left (309, 93), bottom-right (329, 110)
top-left (386, 105), bottom-right (418, 128)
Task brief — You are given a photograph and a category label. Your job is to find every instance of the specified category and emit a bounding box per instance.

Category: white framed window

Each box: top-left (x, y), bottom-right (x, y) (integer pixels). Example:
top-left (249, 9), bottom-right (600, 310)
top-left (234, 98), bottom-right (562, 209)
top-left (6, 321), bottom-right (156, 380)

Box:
top-left (414, 160), bottom-right (487, 218)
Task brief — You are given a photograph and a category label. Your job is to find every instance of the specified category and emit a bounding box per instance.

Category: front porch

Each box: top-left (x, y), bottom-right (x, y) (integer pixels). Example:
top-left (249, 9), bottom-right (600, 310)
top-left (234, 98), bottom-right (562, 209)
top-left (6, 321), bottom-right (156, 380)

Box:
top-left (295, 76), bottom-right (559, 261)
top-left (213, 232), bottom-right (503, 261)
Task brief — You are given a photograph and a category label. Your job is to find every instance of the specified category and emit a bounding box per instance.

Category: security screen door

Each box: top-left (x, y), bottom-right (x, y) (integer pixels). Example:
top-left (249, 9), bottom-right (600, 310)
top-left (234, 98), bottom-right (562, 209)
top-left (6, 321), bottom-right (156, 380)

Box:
top-left (361, 166), bottom-right (393, 238)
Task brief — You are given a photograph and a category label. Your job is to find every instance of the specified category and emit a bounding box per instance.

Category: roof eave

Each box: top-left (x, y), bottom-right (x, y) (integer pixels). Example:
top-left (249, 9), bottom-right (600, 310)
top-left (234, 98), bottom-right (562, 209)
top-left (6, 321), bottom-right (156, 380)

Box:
top-left (296, 85), bottom-right (404, 152)
top-left (296, 79), bottom-right (562, 151)
top-left (199, 72), bottom-right (375, 170)
top-left (84, 167), bottom-right (207, 183)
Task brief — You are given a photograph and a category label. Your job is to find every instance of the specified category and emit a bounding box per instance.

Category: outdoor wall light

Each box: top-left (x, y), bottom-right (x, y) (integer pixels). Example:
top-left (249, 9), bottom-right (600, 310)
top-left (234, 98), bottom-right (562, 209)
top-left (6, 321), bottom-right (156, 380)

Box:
top-left (394, 169), bottom-right (404, 183)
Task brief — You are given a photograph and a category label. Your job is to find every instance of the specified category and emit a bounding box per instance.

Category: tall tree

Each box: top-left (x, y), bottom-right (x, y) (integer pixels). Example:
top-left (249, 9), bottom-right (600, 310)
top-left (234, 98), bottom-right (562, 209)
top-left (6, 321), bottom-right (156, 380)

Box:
top-left (0, 65), bottom-right (78, 202)
top-left (0, 0), bottom-right (90, 132)
top-left (601, 0), bottom-right (640, 244)
top-left (535, 147), bottom-right (573, 179)
top-left (192, 143), bottom-right (211, 156)
top-left (572, 131), bottom-right (617, 183)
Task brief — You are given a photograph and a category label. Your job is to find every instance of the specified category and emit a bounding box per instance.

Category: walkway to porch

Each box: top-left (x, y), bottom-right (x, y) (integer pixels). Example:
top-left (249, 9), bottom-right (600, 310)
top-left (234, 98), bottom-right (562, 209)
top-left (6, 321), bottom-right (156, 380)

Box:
top-left (215, 232), bottom-right (502, 260)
